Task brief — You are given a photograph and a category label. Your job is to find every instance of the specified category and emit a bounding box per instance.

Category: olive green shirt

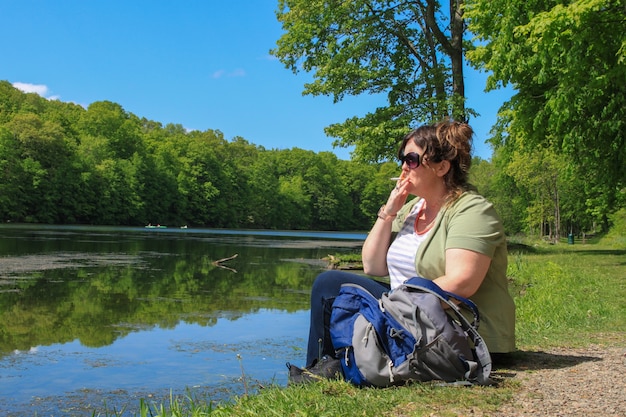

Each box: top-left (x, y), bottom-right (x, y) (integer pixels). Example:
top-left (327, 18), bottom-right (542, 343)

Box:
top-left (392, 191), bottom-right (516, 353)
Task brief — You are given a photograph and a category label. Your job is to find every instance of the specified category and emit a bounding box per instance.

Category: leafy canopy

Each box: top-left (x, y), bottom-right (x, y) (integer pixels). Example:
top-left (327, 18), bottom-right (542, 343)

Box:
top-left (466, 0), bottom-right (626, 224)
top-left (272, 0), bottom-right (472, 162)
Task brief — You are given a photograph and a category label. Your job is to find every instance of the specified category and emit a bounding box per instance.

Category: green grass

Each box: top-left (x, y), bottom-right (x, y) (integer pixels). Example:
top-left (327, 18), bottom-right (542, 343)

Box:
top-left (211, 379), bottom-right (516, 417)
top-left (100, 239), bottom-right (626, 417)
top-left (117, 379), bottom-right (517, 417)
top-left (507, 240), bottom-right (626, 349)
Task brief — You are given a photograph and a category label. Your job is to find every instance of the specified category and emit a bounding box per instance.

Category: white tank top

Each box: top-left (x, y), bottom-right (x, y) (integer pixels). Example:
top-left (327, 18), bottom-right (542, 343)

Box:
top-left (386, 199), bottom-right (432, 289)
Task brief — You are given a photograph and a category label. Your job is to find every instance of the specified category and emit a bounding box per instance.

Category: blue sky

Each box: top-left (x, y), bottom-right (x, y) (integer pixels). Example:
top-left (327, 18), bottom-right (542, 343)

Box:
top-left (1, 0), bottom-right (511, 160)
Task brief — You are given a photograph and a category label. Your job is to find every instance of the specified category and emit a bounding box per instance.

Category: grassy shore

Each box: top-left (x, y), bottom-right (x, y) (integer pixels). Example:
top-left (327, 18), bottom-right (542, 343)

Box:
top-left (104, 236), bottom-right (626, 417)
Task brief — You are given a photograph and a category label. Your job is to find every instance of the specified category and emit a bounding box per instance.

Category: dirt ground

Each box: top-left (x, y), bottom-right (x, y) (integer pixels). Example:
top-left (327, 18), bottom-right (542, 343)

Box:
top-left (489, 345), bottom-right (626, 416)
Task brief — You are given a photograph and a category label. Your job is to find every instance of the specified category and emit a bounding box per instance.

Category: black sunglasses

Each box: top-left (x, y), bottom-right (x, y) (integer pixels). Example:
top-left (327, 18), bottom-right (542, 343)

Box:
top-left (399, 152), bottom-right (422, 169)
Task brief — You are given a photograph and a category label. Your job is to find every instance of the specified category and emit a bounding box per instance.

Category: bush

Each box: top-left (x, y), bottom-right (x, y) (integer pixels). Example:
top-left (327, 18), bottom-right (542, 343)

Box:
top-left (600, 208), bottom-right (626, 248)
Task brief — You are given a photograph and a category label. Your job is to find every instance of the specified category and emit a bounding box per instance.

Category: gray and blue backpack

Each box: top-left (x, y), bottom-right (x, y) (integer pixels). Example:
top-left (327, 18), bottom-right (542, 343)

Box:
top-left (330, 277), bottom-right (493, 387)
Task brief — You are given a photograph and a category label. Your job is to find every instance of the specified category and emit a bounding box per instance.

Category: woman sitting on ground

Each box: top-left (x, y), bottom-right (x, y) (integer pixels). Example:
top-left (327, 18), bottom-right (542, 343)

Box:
top-left (302, 120), bottom-right (516, 375)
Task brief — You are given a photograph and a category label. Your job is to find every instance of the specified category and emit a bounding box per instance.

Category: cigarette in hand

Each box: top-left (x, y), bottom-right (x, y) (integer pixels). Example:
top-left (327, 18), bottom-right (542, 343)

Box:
top-left (390, 177), bottom-right (401, 181)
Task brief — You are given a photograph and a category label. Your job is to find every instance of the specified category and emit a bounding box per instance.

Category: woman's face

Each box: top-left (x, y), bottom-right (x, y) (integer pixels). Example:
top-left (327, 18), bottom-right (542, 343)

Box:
top-left (401, 142), bottom-right (440, 196)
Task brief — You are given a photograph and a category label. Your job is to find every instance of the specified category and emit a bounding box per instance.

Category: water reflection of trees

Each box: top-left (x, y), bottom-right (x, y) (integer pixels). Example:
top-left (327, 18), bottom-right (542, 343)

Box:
top-left (0, 250), bottom-right (322, 356)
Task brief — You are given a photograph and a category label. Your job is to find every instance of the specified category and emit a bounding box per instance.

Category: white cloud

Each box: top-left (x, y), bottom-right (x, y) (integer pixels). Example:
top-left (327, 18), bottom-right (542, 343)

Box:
top-left (230, 68), bottom-right (246, 77)
top-left (12, 82), bottom-right (60, 100)
top-left (212, 69), bottom-right (246, 79)
top-left (212, 69), bottom-right (226, 79)
top-left (13, 82), bottom-right (49, 95)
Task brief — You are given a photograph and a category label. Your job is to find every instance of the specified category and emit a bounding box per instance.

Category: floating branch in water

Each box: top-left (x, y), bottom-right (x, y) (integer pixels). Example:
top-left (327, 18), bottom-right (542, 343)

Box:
top-left (212, 254), bottom-right (238, 272)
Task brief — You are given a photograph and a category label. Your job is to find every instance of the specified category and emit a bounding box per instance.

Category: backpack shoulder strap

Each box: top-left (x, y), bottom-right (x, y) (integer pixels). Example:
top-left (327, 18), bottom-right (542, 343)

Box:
top-left (404, 276), bottom-right (479, 326)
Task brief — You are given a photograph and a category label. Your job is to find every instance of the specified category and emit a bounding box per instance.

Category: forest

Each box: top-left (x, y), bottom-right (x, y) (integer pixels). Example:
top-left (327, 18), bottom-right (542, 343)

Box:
top-left (0, 79), bottom-right (615, 237)
top-left (0, 81), bottom-right (396, 231)
top-left (1, 0), bottom-right (624, 238)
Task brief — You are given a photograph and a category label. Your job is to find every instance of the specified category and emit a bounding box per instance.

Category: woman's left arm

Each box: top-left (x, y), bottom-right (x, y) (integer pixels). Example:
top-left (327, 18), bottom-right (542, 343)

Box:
top-left (433, 248), bottom-right (491, 298)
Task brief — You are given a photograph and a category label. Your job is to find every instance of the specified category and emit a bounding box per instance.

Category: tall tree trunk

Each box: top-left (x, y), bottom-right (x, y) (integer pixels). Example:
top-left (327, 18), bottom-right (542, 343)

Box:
top-left (424, 0), bottom-right (466, 120)
top-left (554, 186), bottom-right (561, 240)
top-left (449, 0), bottom-right (466, 121)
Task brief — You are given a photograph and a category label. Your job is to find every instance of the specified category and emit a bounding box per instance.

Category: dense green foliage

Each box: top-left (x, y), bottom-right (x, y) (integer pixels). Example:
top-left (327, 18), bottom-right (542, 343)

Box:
top-left (0, 81), bottom-right (398, 230)
top-left (466, 0), bottom-right (626, 236)
top-left (1, 77), bottom-right (622, 236)
top-left (271, 0), bottom-right (625, 238)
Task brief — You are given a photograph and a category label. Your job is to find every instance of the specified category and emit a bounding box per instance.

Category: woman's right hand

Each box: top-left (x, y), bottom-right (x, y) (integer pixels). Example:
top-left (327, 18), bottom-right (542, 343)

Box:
top-left (361, 173), bottom-right (410, 276)
top-left (384, 173), bottom-right (410, 216)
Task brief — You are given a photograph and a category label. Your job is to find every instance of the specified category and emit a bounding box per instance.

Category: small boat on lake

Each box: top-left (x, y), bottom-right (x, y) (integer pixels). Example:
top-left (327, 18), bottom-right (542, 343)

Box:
top-left (145, 224), bottom-right (167, 229)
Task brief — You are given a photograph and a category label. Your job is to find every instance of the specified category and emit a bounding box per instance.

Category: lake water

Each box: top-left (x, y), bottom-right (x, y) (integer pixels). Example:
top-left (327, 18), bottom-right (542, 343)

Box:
top-left (0, 224), bottom-right (366, 416)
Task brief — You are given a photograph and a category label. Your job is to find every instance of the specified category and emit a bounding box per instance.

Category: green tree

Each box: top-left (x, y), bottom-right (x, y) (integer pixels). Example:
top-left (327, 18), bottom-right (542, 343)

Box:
top-left (142, 122), bottom-right (190, 225)
top-left (466, 0), bottom-right (626, 230)
top-left (246, 150), bottom-right (281, 228)
top-left (79, 101), bottom-right (144, 160)
top-left (270, 148), bottom-right (317, 229)
top-left (3, 113), bottom-right (79, 223)
top-left (272, 0), bottom-right (472, 162)
top-left (298, 151), bottom-right (350, 230)
top-left (360, 160), bottom-right (404, 219)
top-left (468, 157), bottom-right (493, 197)
top-left (279, 172), bottom-right (313, 229)
top-left (506, 149), bottom-right (567, 239)
top-left (175, 131), bottom-right (223, 226)
top-left (338, 160), bottom-right (381, 229)
top-left (213, 136), bottom-right (257, 228)
top-left (0, 128), bottom-right (27, 221)
top-left (0, 80), bottom-right (27, 123)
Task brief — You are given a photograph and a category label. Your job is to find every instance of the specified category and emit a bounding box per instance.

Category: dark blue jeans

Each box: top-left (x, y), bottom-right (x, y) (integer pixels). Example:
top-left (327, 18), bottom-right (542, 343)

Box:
top-left (305, 270), bottom-right (390, 367)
